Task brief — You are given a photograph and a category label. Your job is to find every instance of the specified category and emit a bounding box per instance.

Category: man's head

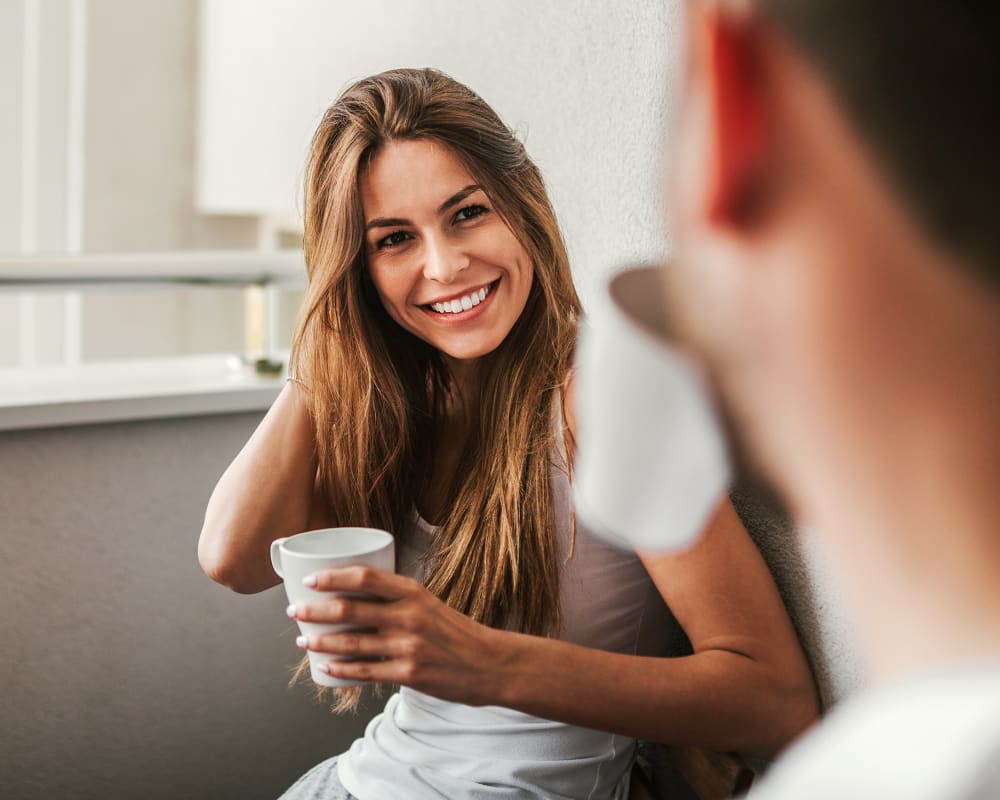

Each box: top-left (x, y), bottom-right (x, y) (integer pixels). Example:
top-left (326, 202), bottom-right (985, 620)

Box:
top-left (665, 1), bottom-right (1000, 525)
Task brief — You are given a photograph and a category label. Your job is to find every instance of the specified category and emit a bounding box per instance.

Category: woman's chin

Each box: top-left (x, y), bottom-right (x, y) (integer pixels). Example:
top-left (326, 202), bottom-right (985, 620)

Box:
top-left (436, 339), bottom-right (504, 364)
top-left (439, 348), bottom-right (491, 363)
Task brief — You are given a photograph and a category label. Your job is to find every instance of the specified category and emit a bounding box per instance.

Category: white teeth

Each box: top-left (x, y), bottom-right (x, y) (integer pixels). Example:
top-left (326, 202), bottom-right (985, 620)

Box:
top-left (428, 283), bottom-right (493, 315)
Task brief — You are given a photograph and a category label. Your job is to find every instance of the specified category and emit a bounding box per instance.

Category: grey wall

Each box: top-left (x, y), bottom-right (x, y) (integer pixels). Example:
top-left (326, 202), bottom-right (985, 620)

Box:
top-left (0, 413), bottom-right (378, 800)
top-left (0, 415), bottom-right (864, 799)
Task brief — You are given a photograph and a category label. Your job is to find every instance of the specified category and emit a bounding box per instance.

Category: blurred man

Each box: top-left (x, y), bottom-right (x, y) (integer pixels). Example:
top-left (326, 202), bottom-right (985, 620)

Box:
top-left (664, 1), bottom-right (1000, 797)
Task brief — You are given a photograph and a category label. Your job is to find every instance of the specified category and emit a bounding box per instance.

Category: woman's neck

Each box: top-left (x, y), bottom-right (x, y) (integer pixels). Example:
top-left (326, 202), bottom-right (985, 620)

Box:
top-left (444, 355), bottom-right (483, 424)
top-left (417, 356), bottom-right (483, 525)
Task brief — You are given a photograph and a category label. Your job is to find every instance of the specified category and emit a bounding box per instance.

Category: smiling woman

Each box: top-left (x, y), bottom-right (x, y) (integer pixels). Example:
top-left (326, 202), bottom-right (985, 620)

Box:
top-left (198, 68), bottom-right (818, 800)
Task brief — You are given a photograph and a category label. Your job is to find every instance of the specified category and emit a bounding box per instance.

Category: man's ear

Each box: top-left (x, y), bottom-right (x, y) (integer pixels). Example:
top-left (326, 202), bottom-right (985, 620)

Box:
top-left (699, 7), bottom-right (767, 225)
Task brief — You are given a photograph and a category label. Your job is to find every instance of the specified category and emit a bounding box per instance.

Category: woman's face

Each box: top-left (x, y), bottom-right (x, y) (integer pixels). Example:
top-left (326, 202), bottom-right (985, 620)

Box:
top-left (360, 139), bottom-right (534, 363)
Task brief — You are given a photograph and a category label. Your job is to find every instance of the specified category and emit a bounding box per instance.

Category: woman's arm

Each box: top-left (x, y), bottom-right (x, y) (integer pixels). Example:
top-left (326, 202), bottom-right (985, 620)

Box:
top-left (288, 497), bottom-right (818, 759)
top-left (497, 497), bottom-right (820, 758)
top-left (199, 381), bottom-right (332, 594)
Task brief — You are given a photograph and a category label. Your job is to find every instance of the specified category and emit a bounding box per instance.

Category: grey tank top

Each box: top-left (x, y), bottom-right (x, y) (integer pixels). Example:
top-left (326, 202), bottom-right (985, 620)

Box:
top-left (337, 418), bottom-right (674, 799)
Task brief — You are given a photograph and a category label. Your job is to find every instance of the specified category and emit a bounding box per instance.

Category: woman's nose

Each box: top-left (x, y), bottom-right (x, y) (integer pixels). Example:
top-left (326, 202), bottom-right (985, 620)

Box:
top-left (422, 235), bottom-right (469, 284)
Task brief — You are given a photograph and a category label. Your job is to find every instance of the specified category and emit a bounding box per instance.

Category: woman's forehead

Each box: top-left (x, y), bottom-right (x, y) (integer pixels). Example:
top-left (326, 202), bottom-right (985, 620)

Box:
top-left (360, 140), bottom-right (480, 220)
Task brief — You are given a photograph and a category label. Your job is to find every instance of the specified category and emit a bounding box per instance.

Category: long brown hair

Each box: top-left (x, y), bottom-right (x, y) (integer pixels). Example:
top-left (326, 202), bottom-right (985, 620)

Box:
top-left (289, 68), bottom-right (581, 707)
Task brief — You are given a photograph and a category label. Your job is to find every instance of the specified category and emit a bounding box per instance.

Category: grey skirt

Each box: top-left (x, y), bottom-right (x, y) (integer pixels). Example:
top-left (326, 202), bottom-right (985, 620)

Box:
top-left (278, 755), bottom-right (358, 800)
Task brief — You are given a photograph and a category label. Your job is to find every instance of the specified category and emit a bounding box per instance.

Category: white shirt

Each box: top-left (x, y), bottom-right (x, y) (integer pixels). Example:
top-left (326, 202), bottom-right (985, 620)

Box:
top-left (746, 664), bottom-right (1000, 800)
top-left (337, 438), bottom-right (675, 799)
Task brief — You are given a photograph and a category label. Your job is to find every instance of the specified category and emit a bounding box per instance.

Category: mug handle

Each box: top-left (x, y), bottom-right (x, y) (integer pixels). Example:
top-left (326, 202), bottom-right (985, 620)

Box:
top-left (270, 537), bottom-right (288, 579)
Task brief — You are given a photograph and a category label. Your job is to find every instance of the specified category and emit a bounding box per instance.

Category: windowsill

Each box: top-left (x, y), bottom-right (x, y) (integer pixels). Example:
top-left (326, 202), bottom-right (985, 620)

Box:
top-left (0, 249), bottom-right (305, 288)
top-left (0, 354), bottom-right (285, 432)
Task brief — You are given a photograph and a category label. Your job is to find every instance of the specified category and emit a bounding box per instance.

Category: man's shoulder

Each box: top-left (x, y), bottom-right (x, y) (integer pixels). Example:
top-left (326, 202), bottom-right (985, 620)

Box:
top-left (747, 664), bottom-right (1000, 800)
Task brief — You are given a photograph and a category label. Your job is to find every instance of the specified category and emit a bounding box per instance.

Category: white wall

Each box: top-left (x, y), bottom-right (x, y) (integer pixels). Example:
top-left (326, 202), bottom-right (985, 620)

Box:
top-left (5, 0), bottom-right (676, 356)
top-left (0, 0), bottom-right (75, 367)
top-left (0, 1), bottom-right (24, 254)
top-left (197, 0), bottom-right (680, 306)
top-left (0, 0), bottom-right (265, 368)
top-left (82, 0), bottom-right (257, 254)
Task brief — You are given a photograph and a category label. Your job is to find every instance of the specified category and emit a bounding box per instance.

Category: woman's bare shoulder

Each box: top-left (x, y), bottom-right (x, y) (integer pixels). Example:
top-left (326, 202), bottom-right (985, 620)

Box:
top-left (562, 370), bottom-right (578, 439)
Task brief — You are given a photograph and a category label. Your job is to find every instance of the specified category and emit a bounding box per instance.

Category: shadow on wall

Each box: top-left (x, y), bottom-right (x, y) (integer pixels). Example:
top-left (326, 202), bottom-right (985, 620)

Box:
top-left (731, 484), bottom-right (863, 711)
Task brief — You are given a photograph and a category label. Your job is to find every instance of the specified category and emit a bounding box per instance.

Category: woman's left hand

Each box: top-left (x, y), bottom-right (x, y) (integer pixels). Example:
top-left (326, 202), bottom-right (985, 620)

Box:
top-left (287, 566), bottom-right (509, 705)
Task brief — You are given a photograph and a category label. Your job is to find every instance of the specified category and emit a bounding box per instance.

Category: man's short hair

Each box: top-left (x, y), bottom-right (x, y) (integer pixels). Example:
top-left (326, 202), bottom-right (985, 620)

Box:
top-left (760, 1), bottom-right (998, 286)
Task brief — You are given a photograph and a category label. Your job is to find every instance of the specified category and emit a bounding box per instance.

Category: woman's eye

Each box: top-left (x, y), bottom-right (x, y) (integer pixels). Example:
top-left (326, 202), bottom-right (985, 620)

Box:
top-left (375, 230), bottom-right (411, 250)
top-left (454, 204), bottom-right (489, 223)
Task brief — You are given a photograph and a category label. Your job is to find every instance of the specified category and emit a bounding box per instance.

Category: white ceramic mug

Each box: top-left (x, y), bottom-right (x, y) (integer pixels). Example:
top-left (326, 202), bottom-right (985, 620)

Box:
top-left (270, 527), bottom-right (395, 687)
top-left (573, 264), bottom-right (731, 552)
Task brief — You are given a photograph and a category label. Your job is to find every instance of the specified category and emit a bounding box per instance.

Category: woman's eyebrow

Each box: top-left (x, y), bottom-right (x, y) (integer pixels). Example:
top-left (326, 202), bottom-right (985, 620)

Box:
top-left (437, 184), bottom-right (483, 214)
top-left (364, 184), bottom-right (484, 232)
top-left (365, 216), bottom-right (409, 232)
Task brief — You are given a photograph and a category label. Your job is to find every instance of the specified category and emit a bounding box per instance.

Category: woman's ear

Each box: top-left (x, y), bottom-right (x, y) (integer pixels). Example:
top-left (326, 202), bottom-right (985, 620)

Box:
top-left (698, 6), bottom-right (768, 226)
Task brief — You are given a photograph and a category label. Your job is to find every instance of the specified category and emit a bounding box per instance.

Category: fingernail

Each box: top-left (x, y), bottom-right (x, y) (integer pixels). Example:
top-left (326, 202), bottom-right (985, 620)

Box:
top-left (302, 574), bottom-right (318, 588)
top-left (295, 635), bottom-right (308, 649)
top-left (286, 604), bottom-right (297, 618)
top-left (318, 661), bottom-right (331, 674)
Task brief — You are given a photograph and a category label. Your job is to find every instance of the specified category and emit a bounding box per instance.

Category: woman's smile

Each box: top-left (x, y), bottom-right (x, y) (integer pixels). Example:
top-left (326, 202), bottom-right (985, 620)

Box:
top-left (420, 278), bottom-right (500, 323)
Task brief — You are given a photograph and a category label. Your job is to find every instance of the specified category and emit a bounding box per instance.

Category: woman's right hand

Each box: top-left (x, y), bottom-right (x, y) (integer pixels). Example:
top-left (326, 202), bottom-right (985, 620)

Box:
top-left (198, 380), bottom-right (328, 593)
top-left (288, 566), bottom-right (513, 706)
